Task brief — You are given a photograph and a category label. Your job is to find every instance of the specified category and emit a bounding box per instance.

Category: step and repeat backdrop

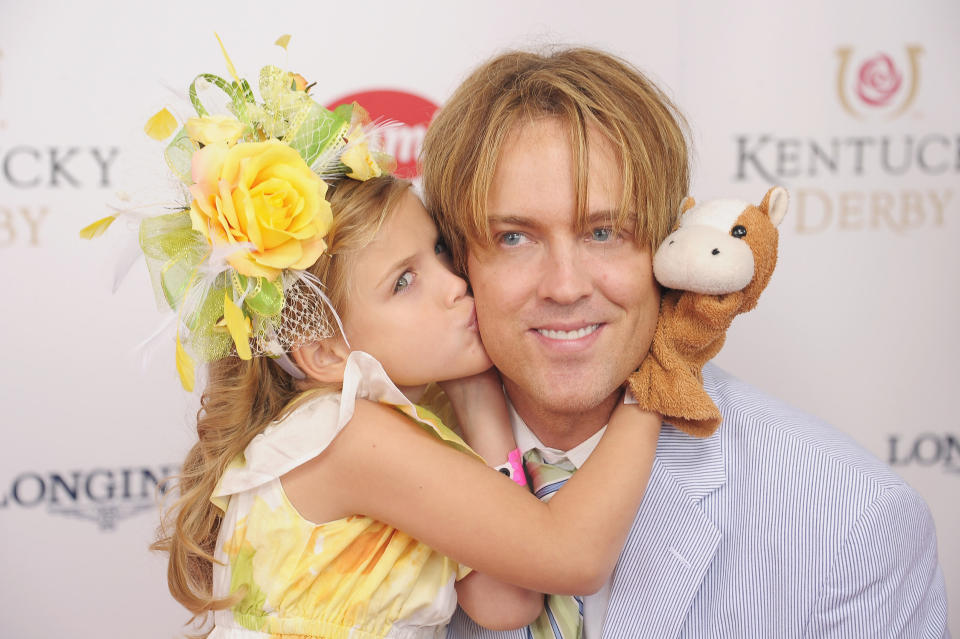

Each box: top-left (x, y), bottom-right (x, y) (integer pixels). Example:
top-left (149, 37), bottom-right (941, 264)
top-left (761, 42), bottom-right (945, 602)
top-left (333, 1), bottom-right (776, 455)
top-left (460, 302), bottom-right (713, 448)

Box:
top-left (1, 1), bottom-right (956, 636)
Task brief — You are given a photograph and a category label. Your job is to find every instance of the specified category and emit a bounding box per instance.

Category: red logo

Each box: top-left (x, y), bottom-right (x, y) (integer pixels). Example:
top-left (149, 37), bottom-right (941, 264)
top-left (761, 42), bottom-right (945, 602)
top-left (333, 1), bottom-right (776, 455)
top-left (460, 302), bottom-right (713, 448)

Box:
top-left (835, 46), bottom-right (922, 119)
top-left (856, 54), bottom-right (902, 107)
top-left (326, 89), bottom-right (439, 178)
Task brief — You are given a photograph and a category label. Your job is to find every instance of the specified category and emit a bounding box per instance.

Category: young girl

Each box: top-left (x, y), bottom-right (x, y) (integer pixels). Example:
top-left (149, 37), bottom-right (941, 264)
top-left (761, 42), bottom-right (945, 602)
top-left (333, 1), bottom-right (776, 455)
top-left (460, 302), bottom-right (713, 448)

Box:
top-left (88, 49), bottom-right (661, 639)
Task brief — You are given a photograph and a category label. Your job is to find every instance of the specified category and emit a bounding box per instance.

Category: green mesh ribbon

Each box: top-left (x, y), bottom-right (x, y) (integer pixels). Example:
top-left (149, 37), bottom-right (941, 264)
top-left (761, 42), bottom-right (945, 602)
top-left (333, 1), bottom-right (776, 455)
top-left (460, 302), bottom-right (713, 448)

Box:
top-left (138, 210), bottom-right (289, 363)
top-left (139, 211), bottom-right (206, 310)
top-left (189, 72), bottom-right (254, 122)
top-left (258, 66), bottom-right (353, 167)
top-left (164, 126), bottom-right (196, 185)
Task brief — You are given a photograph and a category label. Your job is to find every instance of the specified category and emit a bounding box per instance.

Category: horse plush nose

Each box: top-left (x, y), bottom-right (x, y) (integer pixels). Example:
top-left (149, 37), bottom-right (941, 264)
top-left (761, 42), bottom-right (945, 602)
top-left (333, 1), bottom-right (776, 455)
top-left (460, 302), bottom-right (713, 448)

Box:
top-left (654, 225), bottom-right (755, 295)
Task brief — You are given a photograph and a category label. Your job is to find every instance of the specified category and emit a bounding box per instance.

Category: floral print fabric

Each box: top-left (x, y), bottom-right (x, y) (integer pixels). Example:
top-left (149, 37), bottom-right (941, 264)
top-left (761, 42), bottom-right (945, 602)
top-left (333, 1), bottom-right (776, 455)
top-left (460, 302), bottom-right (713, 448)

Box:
top-left (209, 352), bottom-right (477, 638)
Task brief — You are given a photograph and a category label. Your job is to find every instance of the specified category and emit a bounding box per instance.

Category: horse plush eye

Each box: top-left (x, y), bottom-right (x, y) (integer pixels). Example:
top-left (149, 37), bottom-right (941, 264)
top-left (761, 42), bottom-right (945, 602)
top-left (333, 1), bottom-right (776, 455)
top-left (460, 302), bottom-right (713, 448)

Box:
top-left (731, 225), bottom-right (747, 238)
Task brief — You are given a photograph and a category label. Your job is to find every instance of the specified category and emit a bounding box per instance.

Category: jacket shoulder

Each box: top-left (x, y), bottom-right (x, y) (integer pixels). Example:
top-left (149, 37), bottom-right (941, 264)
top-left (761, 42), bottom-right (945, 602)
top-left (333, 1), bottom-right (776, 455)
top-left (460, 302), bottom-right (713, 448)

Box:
top-left (702, 363), bottom-right (909, 495)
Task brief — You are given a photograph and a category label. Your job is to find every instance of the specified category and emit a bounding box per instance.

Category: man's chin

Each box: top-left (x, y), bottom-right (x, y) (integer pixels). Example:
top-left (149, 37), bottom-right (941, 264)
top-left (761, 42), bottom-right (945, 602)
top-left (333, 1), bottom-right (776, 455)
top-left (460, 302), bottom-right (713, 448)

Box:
top-left (508, 375), bottom-right (623, 416)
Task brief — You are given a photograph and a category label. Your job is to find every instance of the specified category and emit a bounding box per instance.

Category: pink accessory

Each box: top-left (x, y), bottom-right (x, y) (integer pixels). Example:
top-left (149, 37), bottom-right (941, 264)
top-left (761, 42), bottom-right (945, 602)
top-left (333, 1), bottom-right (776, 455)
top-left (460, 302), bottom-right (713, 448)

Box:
top-left (494, 448), bottom-right (528, 486)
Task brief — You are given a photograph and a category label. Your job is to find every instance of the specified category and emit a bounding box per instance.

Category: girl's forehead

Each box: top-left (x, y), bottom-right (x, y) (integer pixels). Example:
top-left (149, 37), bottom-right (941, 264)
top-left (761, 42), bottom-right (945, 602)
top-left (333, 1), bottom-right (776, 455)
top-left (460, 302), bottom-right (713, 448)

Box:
top-left (370, 194), bottom-right (436, 247)
top-left (348, 196), bottom-right (437, 285)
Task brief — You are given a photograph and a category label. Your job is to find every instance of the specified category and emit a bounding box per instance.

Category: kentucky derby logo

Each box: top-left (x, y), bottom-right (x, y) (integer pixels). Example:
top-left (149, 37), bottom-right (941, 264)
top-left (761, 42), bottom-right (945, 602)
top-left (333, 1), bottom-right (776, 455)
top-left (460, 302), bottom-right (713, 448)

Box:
top-left (326, 89), bottom-right (439, 179)
top-left (836, 46), bottom-right (922, 119)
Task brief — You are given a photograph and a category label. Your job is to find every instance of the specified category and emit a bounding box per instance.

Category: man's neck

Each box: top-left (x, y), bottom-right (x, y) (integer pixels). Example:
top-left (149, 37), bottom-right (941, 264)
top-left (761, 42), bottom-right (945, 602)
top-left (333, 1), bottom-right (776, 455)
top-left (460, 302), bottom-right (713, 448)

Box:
top-left (507, 386), bottom-right (620, 451)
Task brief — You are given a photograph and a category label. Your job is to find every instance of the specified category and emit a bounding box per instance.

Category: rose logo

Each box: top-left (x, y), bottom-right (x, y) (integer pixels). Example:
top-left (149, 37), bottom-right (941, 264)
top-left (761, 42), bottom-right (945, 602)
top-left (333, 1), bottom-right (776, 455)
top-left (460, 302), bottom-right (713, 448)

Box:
top-left (856, 54), bottom-right (902, 107)
top-left (836, 46), bottom-right (923, 119)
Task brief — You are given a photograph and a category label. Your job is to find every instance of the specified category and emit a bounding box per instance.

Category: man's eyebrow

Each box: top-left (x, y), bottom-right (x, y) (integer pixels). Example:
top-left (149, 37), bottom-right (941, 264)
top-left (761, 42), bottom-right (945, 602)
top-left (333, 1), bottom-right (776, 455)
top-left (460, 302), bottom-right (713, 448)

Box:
top-left (586, 209), bottom-right (637, 230)
top-left (489, 211), bottom-right (633, 228)
top-left (586, 210), bottom-right (619, 223)
top-left (487, 214), bottom-right (542, 228)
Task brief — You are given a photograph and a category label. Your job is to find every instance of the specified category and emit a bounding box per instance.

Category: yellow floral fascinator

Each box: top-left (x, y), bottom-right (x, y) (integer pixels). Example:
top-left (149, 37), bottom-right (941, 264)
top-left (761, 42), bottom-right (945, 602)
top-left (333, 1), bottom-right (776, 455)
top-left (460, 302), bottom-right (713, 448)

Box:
top-left (81, 36), bottom-right (395, 391)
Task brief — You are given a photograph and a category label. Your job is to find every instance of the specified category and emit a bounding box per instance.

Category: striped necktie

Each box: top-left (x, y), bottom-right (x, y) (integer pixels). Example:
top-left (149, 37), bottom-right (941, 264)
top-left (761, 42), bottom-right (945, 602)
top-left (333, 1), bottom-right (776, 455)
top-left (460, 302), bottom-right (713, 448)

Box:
top-left (523, 449), bottom-right (584, 639)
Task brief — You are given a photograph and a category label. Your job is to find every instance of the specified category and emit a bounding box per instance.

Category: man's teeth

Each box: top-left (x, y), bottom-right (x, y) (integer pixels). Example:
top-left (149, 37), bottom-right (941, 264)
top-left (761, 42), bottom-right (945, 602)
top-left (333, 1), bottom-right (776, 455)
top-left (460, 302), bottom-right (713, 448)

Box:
top-left (537, 324), bottom-right (600, 340)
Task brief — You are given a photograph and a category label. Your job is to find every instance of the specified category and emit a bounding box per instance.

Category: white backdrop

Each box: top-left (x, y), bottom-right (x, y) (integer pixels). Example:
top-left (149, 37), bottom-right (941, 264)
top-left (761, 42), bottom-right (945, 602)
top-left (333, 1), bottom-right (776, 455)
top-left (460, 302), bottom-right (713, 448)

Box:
top-left (1, 1), bottom-right (956, 636)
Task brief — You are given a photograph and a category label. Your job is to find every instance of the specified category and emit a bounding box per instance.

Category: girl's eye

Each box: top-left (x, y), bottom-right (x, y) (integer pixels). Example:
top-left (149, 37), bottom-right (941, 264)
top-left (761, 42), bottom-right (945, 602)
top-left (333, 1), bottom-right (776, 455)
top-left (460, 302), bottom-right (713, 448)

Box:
top-left (500, 231), bottom-right (526, 247)
top-left (591, 227), bottom-right (613, 242)
top-left (393, 271), bottom-right (414, 294)
top-left (435, 238), bottom-right (448, 255)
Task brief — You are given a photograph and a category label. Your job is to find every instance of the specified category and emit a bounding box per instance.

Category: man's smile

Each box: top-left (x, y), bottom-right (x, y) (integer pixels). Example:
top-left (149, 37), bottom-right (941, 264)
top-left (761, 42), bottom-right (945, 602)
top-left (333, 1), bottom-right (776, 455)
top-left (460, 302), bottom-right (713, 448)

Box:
top-left (534, 323), bottom-right (602, 341)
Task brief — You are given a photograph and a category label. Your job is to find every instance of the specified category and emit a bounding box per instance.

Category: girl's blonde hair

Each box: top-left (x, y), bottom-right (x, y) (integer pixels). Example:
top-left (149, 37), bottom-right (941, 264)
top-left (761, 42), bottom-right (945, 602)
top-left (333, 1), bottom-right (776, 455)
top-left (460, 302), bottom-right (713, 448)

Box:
top-left (420, 47), bottom-right (690, 275)
top-left (151, 175), bottom-right (411, 633)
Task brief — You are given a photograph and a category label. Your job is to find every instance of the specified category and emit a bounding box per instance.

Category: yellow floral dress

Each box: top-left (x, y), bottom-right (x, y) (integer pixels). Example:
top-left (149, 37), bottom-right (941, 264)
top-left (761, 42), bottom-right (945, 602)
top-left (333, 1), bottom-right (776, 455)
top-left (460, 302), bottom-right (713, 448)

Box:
top-left (210, 352), bottom-right (480, 639)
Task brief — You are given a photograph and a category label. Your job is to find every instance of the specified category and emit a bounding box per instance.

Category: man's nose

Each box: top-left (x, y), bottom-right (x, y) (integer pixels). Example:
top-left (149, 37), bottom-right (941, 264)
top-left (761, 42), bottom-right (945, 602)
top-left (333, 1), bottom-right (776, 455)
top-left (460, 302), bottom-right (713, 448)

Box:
top-left (537, 241), bottom-right (592, 304)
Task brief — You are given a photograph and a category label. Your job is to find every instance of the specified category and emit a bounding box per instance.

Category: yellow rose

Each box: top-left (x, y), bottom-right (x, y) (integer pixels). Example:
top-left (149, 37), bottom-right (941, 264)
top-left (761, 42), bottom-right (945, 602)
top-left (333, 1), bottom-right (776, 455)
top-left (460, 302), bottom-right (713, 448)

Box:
top-left (185, 114), bottom-right (245, 147)
top-left (188, 140), bottom-right (332, 280)
top-left (341, 140), bottom-right (383, 181)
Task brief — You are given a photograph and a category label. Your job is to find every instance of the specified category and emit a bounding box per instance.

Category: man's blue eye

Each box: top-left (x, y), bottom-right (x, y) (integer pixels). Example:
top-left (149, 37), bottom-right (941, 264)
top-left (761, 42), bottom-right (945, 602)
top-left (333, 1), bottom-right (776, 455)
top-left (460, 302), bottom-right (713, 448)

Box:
top-left (592, 228), bottom-right (613, 241)
top-left (393, 272), bottom-right (414, 293)
top-left (501, 232), bottom-right (523, 246)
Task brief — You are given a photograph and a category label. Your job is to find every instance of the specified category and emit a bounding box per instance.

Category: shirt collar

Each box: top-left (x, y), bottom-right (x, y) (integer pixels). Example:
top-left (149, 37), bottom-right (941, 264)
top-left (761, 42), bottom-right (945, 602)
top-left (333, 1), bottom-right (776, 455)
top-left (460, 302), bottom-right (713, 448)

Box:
top-left (507, 398), bottom-right (607, 469)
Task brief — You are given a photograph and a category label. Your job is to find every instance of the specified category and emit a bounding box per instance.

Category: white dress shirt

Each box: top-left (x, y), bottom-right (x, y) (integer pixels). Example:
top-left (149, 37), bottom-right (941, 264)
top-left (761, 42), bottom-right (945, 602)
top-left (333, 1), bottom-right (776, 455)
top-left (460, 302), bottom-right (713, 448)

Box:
top-left (507, 401), bottom-right (610, 639)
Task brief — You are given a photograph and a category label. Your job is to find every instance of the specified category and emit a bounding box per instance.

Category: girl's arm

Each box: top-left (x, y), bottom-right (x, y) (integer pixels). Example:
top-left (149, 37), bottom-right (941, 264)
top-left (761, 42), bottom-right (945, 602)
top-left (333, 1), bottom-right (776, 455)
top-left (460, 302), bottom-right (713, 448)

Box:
top-left (281, 396), bottom-right (660, 596)
top-left (455, 572), bottom-right (544, 630)
top-left (440, 370), bottom-right (544, 629)
top-left (437, 368), bottom-right (517, 468)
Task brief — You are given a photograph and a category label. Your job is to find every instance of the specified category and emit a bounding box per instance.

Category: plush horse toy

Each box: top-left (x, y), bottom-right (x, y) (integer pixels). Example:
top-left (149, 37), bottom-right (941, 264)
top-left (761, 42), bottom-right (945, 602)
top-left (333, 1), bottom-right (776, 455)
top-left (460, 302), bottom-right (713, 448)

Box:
top-left (628, 186), bottom-right (789, 438)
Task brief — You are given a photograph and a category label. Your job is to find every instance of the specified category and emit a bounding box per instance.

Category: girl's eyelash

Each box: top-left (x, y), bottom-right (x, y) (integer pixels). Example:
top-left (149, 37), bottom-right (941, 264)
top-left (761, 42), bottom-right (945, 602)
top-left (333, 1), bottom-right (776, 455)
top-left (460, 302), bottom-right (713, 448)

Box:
top-left (393, 270), bottom-right (414, 294)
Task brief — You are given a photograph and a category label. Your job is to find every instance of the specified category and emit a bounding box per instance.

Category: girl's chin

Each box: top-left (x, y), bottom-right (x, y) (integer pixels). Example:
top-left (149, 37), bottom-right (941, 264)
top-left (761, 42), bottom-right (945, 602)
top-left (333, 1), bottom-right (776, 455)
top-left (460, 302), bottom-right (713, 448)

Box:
top-left (462, 354), bottom-right (495, 377)
top-left (434, 359), bottom-right (495, 384)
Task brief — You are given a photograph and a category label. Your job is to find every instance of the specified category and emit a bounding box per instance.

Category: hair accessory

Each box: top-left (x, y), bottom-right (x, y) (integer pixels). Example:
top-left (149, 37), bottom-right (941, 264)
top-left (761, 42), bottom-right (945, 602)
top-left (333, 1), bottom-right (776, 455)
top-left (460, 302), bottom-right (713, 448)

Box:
top-left (81, 35), bottom-right (395, 391)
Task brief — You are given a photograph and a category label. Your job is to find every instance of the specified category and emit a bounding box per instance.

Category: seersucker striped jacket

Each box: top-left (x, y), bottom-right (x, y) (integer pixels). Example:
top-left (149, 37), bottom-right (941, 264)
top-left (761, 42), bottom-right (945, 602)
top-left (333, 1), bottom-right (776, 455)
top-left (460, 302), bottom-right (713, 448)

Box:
top-left (447, 364), bottom-right (950, 638)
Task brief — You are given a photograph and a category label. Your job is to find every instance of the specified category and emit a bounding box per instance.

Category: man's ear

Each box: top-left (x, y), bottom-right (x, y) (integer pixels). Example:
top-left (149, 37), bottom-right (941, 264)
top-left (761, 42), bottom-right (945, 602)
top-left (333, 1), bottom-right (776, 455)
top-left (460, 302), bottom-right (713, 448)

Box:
top-left (290, 337), bottom-right (350, 384)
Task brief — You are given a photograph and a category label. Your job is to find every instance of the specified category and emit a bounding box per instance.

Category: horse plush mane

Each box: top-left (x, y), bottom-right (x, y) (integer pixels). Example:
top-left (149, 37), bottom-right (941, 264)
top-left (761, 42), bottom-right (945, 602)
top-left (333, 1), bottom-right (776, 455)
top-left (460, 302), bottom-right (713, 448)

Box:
top-left (628, 186), bottom-right (789, 438)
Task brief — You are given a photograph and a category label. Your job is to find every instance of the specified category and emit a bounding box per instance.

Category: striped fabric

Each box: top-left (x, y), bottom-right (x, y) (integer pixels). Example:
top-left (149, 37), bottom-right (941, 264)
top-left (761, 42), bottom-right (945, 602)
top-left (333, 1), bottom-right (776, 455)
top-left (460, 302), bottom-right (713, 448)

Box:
top-left (522, 450), bottom-right (583, 639)
top-left (447, 364), bottom-right (950, 638)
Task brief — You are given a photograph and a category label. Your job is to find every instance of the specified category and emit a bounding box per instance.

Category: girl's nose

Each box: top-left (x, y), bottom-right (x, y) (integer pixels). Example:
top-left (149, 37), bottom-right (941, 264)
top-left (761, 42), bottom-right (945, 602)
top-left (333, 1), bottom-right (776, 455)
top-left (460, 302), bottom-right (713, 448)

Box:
top-left (438, 261), bottom-right (468, 307)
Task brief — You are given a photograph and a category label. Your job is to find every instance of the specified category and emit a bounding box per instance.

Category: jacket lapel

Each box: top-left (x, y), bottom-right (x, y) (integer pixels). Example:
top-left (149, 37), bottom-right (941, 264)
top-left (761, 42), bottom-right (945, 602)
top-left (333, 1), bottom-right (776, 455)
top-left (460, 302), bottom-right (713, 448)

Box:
top-left (601, 425), bottom-right (725, 638)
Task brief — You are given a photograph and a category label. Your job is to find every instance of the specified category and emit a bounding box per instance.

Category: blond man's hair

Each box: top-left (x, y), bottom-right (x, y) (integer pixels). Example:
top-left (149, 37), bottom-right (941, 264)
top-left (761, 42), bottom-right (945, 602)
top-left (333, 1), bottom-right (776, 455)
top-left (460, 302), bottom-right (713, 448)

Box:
top-left (420, 47), bottom-right (690, 274)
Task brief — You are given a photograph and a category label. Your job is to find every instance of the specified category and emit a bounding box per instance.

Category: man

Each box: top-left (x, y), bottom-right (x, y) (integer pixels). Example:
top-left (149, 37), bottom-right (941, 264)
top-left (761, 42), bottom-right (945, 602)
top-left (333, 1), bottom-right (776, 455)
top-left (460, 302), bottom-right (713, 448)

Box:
top-left (421, 48), bottom-right (949, 638)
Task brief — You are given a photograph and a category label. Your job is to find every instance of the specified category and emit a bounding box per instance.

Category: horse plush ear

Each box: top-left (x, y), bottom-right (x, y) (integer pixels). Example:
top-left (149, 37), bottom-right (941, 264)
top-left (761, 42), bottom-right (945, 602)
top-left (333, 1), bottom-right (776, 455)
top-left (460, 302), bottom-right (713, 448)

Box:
top-left (761, 186), bottom-right (789, 227)
top-left (680, 196), bottom-right (697, 214)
